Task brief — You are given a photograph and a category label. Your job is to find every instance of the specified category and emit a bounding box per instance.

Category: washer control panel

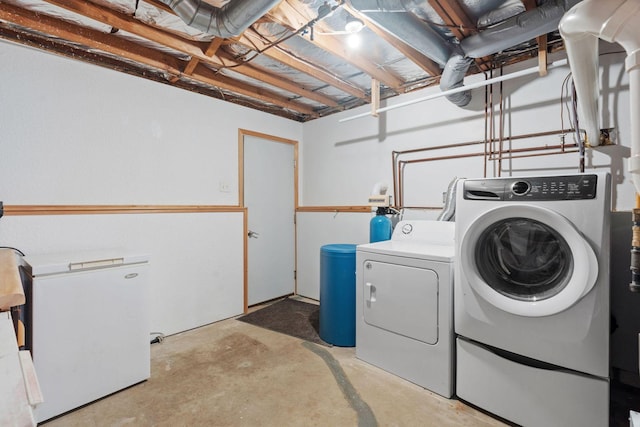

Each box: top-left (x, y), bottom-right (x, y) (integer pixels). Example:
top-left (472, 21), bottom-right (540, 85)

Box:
top-left (463, 174), bottom-right (598, 201)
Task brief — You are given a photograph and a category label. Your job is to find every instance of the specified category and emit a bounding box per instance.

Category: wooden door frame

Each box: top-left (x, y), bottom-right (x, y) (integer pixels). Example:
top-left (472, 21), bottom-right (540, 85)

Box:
top-left (238, 129), bottom-right (299, 312)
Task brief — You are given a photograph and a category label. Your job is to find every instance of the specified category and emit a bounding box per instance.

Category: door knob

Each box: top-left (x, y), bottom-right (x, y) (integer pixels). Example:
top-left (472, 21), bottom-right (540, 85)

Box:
top-left (248, 230), bottom-right (260, 239)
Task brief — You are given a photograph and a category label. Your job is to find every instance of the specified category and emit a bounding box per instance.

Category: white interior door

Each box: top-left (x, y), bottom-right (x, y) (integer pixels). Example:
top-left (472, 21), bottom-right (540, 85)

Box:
top-left (244, 134), bottom-right (295, 306)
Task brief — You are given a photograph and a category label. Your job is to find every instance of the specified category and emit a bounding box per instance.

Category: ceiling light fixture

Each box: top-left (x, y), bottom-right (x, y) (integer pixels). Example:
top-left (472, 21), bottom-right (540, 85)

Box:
top-left (345, 16), bottom-right (364, 33)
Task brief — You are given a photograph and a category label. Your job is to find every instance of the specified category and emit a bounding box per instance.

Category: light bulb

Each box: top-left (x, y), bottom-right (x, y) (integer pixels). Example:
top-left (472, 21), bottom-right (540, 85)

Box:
top-left (345, 18), bottom-right (364, 33)
top-left (347, 33), bottom-right (361, 48)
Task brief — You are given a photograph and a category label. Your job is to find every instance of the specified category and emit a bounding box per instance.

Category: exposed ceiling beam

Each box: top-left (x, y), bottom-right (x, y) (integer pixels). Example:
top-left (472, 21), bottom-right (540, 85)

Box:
top-left (429, 0), bottom-right (490, 72)
top-left (0, 2), bottom-right (182, 73)
top-left (216, 51), bottom-right (340, 107)
top-left (191, 63), bottom-right (318, 116)
top-left (43, 0), bottom-right (218, 64)
top-left (39, 0), bottom-right (332, 109)
top-left (0, 25), bottom-right (304, 120)
top-left (241, 28), bottom-right (367, 100)
top-left (428, 0), bottom-right (475, 41)
top-left (0, 2), bottom-right (316, 117)
top-left (142, 0), bottom-right (367, 101)
top-left (183, 38), bottom-right (224, 76)
top-left (343, 4), bottom-right (442, 79)
top-left (267, 0), bottom-right (405, 91)
top-left (521, 0), bottom-right (548, 75)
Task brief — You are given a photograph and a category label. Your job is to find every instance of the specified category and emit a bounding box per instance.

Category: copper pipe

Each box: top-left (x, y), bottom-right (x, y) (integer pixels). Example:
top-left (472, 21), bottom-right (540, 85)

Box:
top-left (488, 149), bottom-right (579, 161)
top-left (487, 142), bottom-right (580, 159)
top-left (497, 69), bottom-right (504, 177)
top-left (401, 152), bottom-right (485, 165)
top-left (484, 72), bottom-right (489, 178)
top-left (391, 151), bottom-right (399, 209)
top-left (391, 129), bottom-right (577, 210)
top-left (392, 140), bottom-right (483, 156)
top-left (392, 129), bottom-right (573, 157)
top-left (489, 67), bottom-right (495, 177)
top-left (402, 143), bottom-right (579, 165)
top-left (398, 161), bottom-right (406, 208)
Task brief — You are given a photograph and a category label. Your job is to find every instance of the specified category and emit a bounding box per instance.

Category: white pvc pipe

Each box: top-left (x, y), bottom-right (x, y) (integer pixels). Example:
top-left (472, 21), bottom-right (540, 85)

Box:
top-left (339, 59), bottom-right (568, 123)
top-left (560, 0), bottom-right (640, 192)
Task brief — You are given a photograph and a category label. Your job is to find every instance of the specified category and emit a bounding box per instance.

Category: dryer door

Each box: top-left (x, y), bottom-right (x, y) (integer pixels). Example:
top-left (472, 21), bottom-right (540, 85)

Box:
top-left (460, 204), bottom-right (598, 317)
top-left (362, 260), bottom-right (438, 344)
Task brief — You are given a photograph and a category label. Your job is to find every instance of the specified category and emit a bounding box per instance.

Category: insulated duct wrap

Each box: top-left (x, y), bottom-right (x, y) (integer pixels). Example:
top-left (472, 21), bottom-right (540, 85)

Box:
top-left (440, 55), bottom-right (475, 107)
top-left (157, 0), bottom-right (280, 38)
top-left (347, 0), bottom-right (454, 67)
top-left (441, 0), bottom-right (580, 107)
top-left (477, 0), bottom-right (526, 28)
top-left (462, 0), bottom-right (580, 59)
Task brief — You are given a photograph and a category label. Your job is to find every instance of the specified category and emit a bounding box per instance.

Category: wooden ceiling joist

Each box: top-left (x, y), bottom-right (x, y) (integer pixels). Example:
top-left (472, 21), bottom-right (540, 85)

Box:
top-left (241, 28), bottom-right (367, 100)
top-left (267, 0), bottom-right (405, 92)
top-left (343, 5), bottom-right (442, 79)
top-left (36, 0), bottom-right (331, 110)
top-left (0, 2), bottom-right (316, 117)
top-left (0, 0), bottom-right (568, 121)
top-left (0, 2), bottom-right (182, 73)
top-left (145, 0), bottom-right (367, 101)
top-left (428, 0), bottom-right (491, 73)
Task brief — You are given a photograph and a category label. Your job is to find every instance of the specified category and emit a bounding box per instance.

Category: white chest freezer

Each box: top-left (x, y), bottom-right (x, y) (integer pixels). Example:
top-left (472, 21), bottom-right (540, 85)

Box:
top-left (24, 250), bottom-right (150, 422)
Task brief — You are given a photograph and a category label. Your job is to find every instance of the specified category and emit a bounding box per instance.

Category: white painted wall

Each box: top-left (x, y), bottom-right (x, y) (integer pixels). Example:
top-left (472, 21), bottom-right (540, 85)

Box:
top-left (0, 213), bottom-right (243, 336)
top-left (2, 38), bottom-right (635, 324)
top-left (301, 48), bottom-right (634, 210)
top-left (296, 46), bottom-right (635, 300)
top-left (296, 212), bottom-right (369, 299)
top-left (0, 40), bottom-right (302, 336)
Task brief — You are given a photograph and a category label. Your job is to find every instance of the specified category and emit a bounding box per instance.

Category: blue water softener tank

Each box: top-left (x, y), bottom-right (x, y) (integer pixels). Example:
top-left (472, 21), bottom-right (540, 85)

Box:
top-left (370, 207), bottom-right (392, 243)
top-left (319, 244), bottom-right (357, 347)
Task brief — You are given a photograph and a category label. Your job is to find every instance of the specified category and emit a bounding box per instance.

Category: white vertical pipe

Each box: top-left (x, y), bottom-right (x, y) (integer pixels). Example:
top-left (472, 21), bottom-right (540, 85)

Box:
top-left (626, 53), bottom-right (640, 193)
top-left (560, 0), bottom-right (640, 191)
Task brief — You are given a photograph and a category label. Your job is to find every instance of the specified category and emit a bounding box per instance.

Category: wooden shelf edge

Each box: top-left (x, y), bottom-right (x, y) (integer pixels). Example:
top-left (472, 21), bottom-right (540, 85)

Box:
top-left (296, 206), bottom-right (371, 213)
top-left (3, 205), bottom-right (246, 216)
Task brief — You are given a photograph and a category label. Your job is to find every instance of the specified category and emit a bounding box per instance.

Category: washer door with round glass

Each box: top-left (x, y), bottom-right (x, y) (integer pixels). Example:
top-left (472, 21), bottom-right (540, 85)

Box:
top-left (460, 204), bottom-right (598, 317)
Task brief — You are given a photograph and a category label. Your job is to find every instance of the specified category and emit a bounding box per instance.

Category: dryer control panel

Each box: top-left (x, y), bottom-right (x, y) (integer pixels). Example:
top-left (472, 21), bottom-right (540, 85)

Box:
top-left (463, 174), bottom-right (598, 201)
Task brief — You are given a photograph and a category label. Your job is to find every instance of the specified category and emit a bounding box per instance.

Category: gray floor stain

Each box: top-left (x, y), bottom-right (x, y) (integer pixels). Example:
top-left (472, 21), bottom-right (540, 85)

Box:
top-left (302, 341), bottom-right (378, 427)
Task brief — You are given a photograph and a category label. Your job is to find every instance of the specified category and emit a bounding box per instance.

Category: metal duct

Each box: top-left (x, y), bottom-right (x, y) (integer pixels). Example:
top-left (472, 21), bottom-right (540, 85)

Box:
top-left (347, 0), bottom-right (454, 67)
top-left (441, 0), bottom-right (580, 107)
top-left (437, 177), bottom-right (462, 221)
top-left (462, 0), bottom-right (580, 58)
top-left (158, 0), bottom-right (281, 38)
top-left (440, 54), bottom-right (474, 106)
top-left (477, 0), bottom-right (525, 28)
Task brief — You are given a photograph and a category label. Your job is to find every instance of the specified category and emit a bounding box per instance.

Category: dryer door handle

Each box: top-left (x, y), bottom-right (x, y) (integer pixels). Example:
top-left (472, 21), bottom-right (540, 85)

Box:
top-left (365, 282), bottom-right (376, 303)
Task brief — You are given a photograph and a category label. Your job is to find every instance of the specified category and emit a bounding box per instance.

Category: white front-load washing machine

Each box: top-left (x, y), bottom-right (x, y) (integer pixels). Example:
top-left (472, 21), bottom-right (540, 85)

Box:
top-left (455, 172), bottom-right (611, 427)
top-left (356, 220), bottom-right (455, 398)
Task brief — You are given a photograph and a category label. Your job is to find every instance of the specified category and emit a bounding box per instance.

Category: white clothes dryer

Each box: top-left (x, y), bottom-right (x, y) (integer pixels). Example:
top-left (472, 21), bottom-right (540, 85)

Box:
top-left (356, 220), bottom-right (455, 398)
top-left (454, 173), bottom-right (611, 427)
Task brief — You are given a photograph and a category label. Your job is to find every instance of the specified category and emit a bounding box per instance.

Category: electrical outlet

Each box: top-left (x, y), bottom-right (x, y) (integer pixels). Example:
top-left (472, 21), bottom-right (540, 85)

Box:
top-left (219, 181), bottom-right (231, 193)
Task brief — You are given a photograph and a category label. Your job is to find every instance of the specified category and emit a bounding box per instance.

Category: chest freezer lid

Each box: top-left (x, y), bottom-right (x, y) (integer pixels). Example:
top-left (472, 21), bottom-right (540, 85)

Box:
top-left (24, 250), bottom-right (149, 276)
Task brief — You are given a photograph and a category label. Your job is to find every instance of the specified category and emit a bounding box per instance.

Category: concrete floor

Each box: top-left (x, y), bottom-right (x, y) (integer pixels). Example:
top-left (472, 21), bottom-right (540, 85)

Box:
top-left (41, 308), bottom-right (507, 427)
